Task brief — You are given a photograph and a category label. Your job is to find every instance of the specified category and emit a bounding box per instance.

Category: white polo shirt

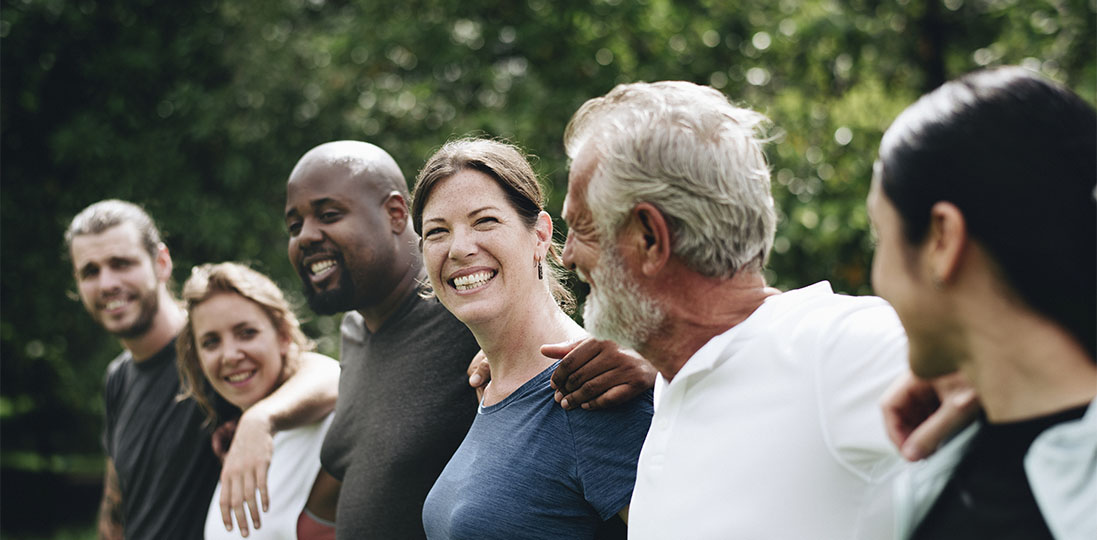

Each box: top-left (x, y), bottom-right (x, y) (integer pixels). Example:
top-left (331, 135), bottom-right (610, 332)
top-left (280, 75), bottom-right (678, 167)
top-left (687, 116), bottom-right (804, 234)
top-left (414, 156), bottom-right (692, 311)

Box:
top-left (629, 282), bottom-right (908, 540)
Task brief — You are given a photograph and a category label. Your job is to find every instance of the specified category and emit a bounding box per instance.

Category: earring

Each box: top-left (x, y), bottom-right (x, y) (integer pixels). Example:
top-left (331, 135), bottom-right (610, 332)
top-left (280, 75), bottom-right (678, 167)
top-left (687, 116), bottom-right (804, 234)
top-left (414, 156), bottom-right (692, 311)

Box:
top-left (536, 258), bottom-right (543, 280)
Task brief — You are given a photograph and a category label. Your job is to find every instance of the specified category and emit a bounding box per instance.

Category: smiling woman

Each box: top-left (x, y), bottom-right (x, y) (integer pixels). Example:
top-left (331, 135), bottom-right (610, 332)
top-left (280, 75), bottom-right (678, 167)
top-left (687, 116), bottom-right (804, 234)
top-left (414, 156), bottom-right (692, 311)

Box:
top-left (176, 262), bottom-right (340, 540)
top-left (410, 138), bottom-right (652, 540)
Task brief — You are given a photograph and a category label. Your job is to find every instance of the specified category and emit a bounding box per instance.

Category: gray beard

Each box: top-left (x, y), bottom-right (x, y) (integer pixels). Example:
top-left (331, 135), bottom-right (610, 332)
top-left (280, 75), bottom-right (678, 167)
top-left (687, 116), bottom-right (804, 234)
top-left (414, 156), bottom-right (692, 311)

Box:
top-left (582, 245), bottom-right (666, 351)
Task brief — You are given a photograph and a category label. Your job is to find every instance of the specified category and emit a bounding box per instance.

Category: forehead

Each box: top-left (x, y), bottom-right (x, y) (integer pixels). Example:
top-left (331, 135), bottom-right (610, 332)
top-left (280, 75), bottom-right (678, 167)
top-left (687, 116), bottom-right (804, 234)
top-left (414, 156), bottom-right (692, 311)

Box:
top-left (285, 159), bottom-right (371, 214)
top-left (563, 146), bottom-right (599, 222)
top-left (422, 169), bottom-right (507, 218)
top-left (70, 223), bottom-right (149, 268)
top-left (191, 292), bottom-right (269, 329)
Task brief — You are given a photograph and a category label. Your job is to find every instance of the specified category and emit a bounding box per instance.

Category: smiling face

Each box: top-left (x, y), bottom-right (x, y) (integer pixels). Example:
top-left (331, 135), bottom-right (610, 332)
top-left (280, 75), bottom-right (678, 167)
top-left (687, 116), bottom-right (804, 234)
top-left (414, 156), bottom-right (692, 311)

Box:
top-left (70, 223), bottom-right (163, 339)
top-left (190, 291), bottom-right (288, 410)
top-left (285, 158), bottom-right (398, 315)
top-left (562, 146), bottom-right (665, 350)
top-left (420, 169), bottom-right (547, 326)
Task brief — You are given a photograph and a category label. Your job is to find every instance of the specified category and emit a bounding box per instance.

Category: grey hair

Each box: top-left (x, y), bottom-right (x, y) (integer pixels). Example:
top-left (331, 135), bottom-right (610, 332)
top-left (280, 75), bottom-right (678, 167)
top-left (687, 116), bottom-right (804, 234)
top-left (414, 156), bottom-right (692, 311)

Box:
top-left (65, 199), bottom-right (163, 261)
top-left (564, 81), bottom-right (776, 278)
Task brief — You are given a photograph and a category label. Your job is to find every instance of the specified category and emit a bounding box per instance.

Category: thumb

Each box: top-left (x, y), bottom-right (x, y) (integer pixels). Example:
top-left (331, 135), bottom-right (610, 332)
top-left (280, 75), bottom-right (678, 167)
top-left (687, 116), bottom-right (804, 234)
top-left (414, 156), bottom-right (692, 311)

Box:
top-left (541, 338), bottom-right (584, 359)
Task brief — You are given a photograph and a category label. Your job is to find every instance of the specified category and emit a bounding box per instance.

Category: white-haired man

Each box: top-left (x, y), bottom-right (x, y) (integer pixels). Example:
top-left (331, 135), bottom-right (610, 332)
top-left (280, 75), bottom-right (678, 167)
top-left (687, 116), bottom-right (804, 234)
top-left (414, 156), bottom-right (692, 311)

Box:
top-left (560, 81), bottom-right (908, 539)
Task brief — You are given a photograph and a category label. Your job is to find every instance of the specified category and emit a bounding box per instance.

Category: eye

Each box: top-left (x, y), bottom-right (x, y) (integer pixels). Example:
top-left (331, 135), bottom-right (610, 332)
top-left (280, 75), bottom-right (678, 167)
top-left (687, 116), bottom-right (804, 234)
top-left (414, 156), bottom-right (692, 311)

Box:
top-left (475, 216), bottom-right (499, 227)
top-left (199, 336), bottom-right (219, 350)
top-left (286, 219), bottom-right (302, 236)
top-left (319, 210), bottom-right (342, 223)
top-left (79, 265), bottom-right (100, 279)
top-left (424, 227), bottom-right (448, 239)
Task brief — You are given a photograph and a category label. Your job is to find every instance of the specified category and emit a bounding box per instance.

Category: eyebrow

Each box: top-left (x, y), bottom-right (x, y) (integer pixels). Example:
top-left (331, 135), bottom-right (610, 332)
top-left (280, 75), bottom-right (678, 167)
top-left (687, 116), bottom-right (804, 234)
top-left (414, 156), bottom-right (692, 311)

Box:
top-left (424, 205), bottom-right (501, 225)
top-left (285, 197), bottom-right (338, 219)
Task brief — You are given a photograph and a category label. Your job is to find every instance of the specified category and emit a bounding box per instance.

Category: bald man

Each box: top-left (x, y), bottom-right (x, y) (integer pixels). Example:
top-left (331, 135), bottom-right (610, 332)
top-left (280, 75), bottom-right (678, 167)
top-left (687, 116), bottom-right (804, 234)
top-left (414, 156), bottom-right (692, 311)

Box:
top-left (283, 141), bottom-right (654, 538)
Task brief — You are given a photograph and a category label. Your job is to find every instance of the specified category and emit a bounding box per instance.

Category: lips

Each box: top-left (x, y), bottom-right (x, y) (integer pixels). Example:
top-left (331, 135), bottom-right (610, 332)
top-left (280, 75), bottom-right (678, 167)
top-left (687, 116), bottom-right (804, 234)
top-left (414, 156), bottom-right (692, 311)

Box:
top-left (100, 296), bottom-right (133, 316)
top-left (300, 252), bottom-right (341, 288)
top-left (448, 269), bottom-right (497, 292)
top-left (224, 369), bottom-right (257, 386)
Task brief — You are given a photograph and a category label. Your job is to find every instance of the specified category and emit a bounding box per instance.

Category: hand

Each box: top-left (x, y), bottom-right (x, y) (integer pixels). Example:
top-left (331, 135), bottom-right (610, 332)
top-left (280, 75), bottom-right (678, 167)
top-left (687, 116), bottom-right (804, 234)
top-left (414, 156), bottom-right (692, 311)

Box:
top-left (544, 338), bottom-right (657, 410)
top-left (467, 350), bottom-right (489, 402)
top-left (218, 411), bottom-right (274, 537)
top-left (880, 369), bottom-right (980, 461)
top-left (211, 419), bottom-right (238, 463)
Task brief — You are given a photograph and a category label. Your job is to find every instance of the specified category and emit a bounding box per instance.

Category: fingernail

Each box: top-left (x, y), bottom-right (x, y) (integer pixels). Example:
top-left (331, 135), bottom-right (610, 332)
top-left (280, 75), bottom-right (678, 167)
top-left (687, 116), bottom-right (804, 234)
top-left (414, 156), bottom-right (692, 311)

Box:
top-left (554, 391), bottom-right (563, 402)
top-left (560, 398), bottom-right (570, 409)
top-left (469, 374), bottom-right (482, 386)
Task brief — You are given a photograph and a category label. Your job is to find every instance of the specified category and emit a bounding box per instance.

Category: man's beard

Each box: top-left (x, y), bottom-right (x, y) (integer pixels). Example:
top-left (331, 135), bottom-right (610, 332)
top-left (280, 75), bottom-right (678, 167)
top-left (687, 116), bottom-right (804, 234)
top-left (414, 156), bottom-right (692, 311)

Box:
top-left (582, 244), bottom-right (666, 351)
top-left (301, 268), bottom-right (359, 316)
top-left (109, 289), bottom-right (159, 339)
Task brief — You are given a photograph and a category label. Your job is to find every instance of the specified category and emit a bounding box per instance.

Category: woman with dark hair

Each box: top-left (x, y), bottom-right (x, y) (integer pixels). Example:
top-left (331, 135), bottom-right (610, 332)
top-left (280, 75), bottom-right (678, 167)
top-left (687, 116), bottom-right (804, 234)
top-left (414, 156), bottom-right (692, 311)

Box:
top-left (867, 66), bottom-right (1096, 539)
top-left (178, 262), bottom-right (340, 539)
top-left (411, 138), bottom-right (652, 539)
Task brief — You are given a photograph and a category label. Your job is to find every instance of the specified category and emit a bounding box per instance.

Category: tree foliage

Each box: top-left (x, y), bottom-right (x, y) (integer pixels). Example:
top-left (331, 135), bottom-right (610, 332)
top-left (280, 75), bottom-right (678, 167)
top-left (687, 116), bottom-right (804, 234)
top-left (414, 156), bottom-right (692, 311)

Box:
top-left (1, 0), bottom-right (1093, 533)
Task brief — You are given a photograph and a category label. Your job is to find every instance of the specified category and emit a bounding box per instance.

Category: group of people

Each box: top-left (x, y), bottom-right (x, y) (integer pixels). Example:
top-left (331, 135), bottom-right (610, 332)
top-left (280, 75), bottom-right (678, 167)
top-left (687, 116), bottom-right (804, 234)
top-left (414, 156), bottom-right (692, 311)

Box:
top-left (66, 65), bottom-right (1094, 539)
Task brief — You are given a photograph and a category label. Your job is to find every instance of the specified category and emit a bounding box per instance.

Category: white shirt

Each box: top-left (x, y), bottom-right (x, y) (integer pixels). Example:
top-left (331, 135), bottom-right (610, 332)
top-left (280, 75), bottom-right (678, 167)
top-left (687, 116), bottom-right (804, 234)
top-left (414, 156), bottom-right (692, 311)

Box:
top-left (204, 413), bottom-right (334, 540)
top-left (629, 282), bottom-right (908, 540)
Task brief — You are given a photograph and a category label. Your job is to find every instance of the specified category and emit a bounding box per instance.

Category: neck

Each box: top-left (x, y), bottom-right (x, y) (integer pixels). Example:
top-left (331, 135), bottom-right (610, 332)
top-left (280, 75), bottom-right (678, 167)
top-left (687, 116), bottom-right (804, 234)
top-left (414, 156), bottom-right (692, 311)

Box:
top-left (358, 243), bottom-right (424, 333)
top-left (958, 297), bottom-right (1096, 423)
top-left (122, 288), bottom-right (185, 362)
top-left (641, 267), bottom-right (779, 382)
top-left (471, 291), bottom-right (585, 406)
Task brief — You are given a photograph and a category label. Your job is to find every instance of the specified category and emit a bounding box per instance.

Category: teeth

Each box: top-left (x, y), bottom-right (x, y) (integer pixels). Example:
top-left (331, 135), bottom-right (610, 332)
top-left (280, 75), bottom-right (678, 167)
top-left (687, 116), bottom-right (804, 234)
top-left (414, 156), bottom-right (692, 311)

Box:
top-left (105, 299), bottom-right (127, 310)
top-left (225, 371), bottom-right (254, 383)
top-left (453, 271), bottom-right (494, 291)
top-left (310, 260), bottom-right (335, 275)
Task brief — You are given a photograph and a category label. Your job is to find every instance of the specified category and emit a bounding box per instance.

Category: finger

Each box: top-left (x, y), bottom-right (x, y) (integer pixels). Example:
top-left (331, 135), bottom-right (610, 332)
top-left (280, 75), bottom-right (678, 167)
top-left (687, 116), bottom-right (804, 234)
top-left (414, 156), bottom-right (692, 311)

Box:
top-left (245, 473), bottom-right (261, 530)
top-left (548, 338), bottom-right (598, 391)
top-left (219, 481), bottom-right (234, 531)
top-left (468, 358), bottom-right (491, 388)
top-left (234, 501), bottom-right (250, 538)
top-left (577, 384), bottom-right (639, 411)
top-left (540, 338), bottom-right (583, 359)
top-left (560, 370), bottom-right (619, 409)
top-left (901, 388), bottom-right (979, 461)
top-left (258, 461), bottom-right (270, 513)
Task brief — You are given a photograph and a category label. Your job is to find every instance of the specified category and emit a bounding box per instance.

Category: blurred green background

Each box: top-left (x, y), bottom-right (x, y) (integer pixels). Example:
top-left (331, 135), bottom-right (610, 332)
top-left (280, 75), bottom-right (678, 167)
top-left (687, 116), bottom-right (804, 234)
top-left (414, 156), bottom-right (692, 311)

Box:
top-left (2, 0), bottom-right (1094, 536)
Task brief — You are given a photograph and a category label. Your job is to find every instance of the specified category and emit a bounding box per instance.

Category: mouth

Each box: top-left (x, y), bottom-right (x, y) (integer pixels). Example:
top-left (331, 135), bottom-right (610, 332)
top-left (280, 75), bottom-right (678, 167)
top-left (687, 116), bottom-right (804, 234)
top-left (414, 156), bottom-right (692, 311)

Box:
top-left (224, 370), bottom-right (257, 386)
top-left (450, 270), bottom-right (497, 292)
top-left (302, 254), bottom-right (341, 287)
top-left (101, 297), bottom-right (132, 315)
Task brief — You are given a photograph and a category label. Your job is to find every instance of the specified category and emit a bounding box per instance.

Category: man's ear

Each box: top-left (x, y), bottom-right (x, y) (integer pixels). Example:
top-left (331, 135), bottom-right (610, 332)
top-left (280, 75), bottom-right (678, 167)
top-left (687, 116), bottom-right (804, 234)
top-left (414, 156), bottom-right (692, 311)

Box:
top-left (383, 191), bottom-right (410, 234)
top-left (925, 201), bottom-right (967, 285)
top-left (628, 202), bottom-right (672, 277)
top-left (154, 243), bottom-right (173, 283)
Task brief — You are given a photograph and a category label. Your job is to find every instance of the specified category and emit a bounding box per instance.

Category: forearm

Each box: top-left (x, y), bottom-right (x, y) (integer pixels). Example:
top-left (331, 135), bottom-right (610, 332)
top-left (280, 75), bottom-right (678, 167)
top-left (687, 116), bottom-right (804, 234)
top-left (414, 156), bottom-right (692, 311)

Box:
top-left (98, 459), bottom-right (124, 540)
top-left (244, 351), bottom-right (339, 432)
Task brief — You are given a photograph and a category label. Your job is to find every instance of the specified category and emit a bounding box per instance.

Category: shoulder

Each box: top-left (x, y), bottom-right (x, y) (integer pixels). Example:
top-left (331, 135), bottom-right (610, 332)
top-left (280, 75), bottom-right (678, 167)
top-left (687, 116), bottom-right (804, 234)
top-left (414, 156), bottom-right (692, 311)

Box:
top-left (563, 390), bottom-right (654, 441)
top-left (765, 282), bottom-right (904, 349)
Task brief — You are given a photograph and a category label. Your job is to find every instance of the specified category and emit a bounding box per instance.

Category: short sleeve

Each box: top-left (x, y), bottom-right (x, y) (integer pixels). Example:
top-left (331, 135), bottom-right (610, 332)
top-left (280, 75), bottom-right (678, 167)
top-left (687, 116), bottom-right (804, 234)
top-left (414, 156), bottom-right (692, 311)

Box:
top-left (815, 299), bottom-right (908, 480)
top-left (568, 390), bottom-right (654, 520)
top-left (101, 356), bottom-right (127, 458)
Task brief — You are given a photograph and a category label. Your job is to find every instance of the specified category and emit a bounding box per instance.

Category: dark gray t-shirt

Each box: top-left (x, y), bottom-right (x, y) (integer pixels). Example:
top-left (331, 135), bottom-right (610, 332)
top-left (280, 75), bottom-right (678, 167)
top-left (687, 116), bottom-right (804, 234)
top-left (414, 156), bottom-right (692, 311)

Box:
top-left (320, 293), bottom-right (480, 539)
top-left (422, 362), bottom-right (653, 540)
top-left (102, 339), bottom-right (222, 539)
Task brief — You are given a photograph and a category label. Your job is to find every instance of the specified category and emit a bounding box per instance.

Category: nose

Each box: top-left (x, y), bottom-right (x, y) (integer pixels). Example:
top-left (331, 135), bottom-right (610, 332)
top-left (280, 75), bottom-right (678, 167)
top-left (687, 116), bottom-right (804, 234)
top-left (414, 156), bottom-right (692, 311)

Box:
top-left (561, 230), bottom-right (576, 270)
top-left (97, 268), bottom-right (124, 293)
top-left (448, 226), bottom-right (478, 261)
top-left (297, 217), bottom-right (324, 247)
top-left (223, 338), bottom-right (246, 363)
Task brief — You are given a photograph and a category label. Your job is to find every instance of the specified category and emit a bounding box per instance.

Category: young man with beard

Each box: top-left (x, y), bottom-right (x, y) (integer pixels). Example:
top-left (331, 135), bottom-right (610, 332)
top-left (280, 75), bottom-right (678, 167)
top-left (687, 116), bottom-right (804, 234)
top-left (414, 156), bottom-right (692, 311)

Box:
top-left (283, 140), bottom-right (654, 539)
top-left (559, 82), bottom-right (910, 539)
top-left (67, 200), bottom-right (339, 539)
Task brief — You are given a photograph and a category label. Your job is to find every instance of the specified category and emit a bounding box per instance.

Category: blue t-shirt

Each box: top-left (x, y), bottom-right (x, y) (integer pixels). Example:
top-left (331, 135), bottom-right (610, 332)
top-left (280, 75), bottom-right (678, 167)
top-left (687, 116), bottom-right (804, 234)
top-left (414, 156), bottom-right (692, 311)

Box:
top-left (422, 361), bottom-right (653, 540)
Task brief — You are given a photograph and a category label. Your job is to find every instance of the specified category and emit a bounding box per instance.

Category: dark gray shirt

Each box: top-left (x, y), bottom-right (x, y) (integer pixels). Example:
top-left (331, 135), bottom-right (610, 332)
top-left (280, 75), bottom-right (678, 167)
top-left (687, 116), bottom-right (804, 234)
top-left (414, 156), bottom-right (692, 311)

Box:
top-left (102, 339), bottom-right (221, 539)
top-left (320, 292), bottom-right (480, 539)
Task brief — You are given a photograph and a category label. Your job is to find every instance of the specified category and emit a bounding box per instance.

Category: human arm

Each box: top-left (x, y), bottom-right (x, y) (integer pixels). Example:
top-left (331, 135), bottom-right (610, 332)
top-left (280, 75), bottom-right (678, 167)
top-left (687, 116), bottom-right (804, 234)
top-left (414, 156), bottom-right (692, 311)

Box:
top-left (218, 351), bottom-right (340, 535)
top-left (296, 470), bottom-right (340, 539)
top-left (97, 458), bottom-right (124, 540)
top-left (545, 338), bottom-right (656, 410)
top-left (880, 369), bottom-right (979, 461)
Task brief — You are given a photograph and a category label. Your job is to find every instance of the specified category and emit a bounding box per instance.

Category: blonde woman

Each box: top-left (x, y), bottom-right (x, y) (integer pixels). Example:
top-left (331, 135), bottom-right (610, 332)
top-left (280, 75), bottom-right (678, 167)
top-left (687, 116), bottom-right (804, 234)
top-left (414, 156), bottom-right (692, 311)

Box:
top-left (178, 263), bottom-right (339, 539)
